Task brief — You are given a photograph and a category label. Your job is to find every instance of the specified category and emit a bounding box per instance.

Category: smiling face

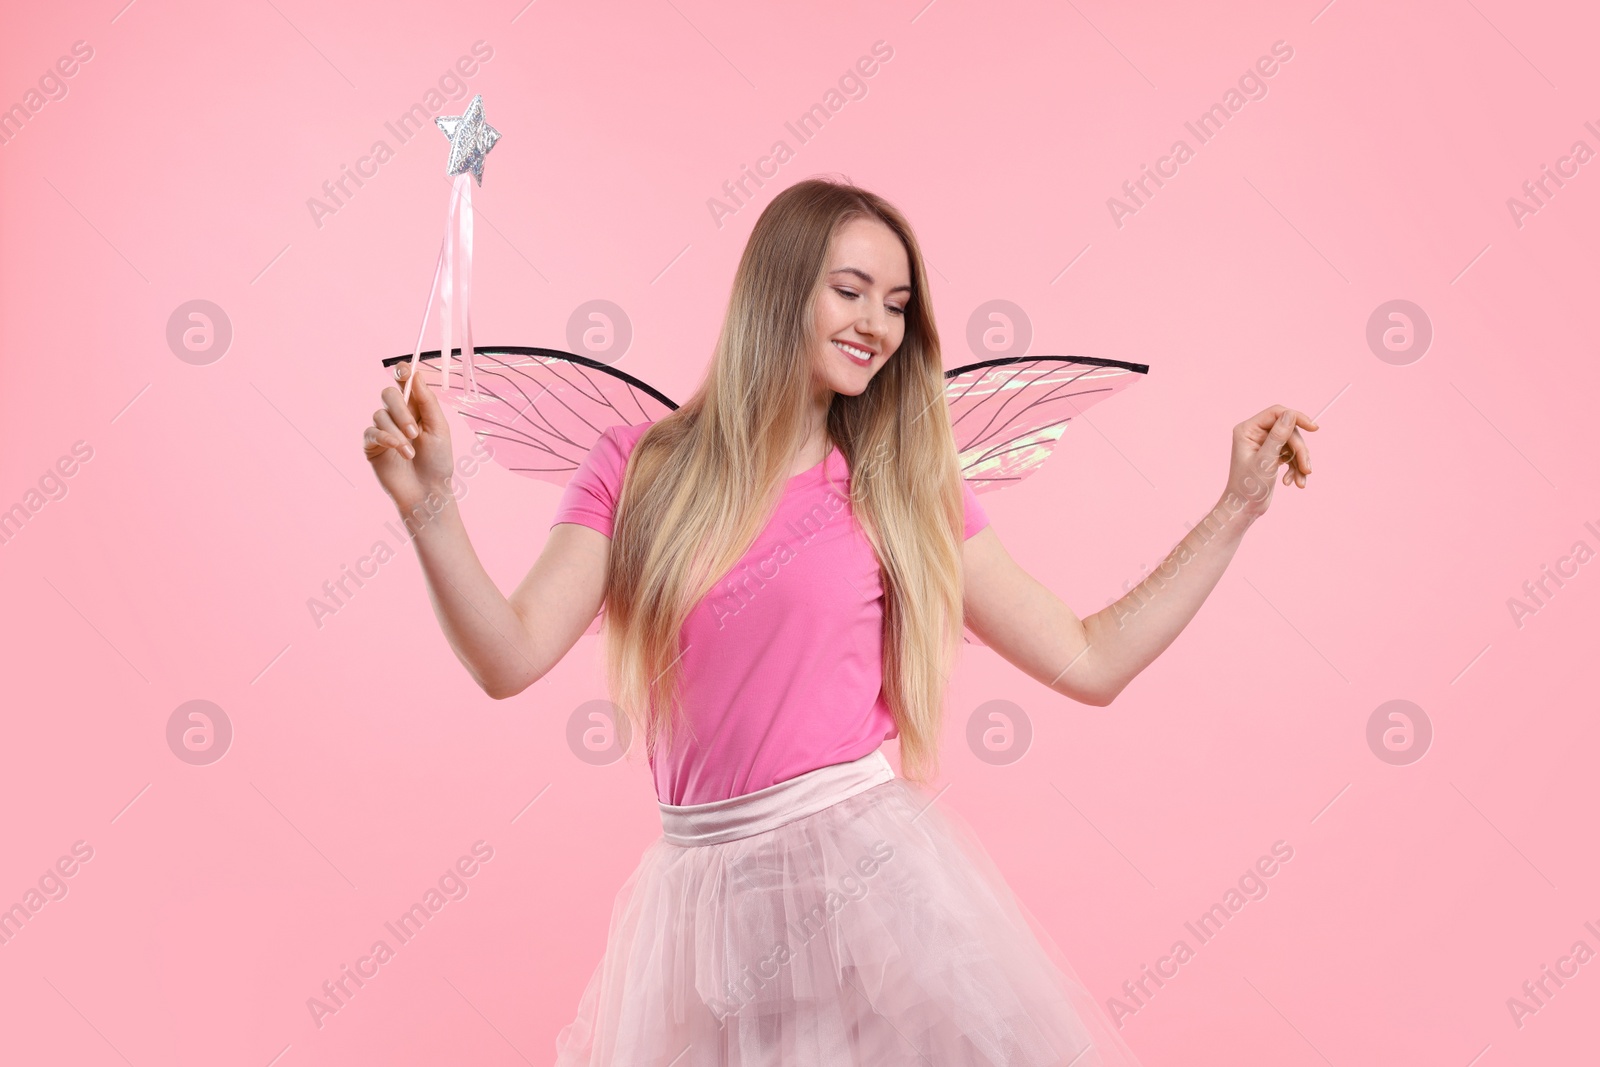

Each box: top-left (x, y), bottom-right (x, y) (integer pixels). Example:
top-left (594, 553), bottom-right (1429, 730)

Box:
top-left (807, 214), bottom-right (912, 398)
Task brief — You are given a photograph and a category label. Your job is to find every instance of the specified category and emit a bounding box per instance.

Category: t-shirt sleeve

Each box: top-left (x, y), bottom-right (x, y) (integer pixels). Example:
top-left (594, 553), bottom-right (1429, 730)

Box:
top-left (961, 479), bottom-right (991, 540)
top-left (549, 426), bottom-right (631, 538)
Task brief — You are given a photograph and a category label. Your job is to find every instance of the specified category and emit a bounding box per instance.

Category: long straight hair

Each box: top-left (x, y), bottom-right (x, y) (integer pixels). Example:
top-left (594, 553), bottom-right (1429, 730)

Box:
top-left (601, 177), bottom-right (968, 785)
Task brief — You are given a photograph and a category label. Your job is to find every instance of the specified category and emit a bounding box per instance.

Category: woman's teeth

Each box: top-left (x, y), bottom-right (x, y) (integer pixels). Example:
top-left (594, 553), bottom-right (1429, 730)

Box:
top-left (834, 340), bottom-right (874, 365)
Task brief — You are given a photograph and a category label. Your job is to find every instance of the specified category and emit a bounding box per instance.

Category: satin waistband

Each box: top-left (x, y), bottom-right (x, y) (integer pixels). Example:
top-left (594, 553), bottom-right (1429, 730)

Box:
top-left (658, 748), bottom-right (896, 847)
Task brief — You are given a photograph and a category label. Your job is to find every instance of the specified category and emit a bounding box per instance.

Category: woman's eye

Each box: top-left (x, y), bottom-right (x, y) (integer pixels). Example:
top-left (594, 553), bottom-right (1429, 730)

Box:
top-left (835, 288), bottom-right (906, 316)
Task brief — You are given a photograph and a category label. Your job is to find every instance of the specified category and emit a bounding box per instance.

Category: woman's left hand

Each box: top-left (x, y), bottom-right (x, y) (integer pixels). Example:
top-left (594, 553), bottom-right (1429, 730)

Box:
top-left (1224, 405), bottom-right (1318, 521)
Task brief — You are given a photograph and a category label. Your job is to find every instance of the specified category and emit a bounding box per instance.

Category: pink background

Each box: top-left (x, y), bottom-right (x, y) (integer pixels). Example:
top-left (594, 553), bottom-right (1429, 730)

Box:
top-left (3, 1), bottom-right (1597, 1064)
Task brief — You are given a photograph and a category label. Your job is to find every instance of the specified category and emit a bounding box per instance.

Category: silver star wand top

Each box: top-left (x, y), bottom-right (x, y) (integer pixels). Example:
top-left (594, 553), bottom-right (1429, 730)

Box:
top-left (400, 94), bottom-right (502, 400)
top-left (436, 93), bottom-right (501, 185)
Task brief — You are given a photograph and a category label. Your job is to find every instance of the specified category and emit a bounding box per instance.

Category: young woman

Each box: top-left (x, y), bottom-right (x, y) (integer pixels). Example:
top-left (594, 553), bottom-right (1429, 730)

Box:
top-left (363, 178), bottom-right (1315, 1065)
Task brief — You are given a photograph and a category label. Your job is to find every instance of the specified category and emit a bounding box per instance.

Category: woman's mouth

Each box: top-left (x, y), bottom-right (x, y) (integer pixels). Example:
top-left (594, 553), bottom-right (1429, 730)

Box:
top-left (833, 339), bottom-right (876, 367)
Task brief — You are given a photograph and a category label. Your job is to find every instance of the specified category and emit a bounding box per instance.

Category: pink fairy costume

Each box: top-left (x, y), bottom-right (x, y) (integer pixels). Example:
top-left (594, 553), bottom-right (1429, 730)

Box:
top-left (374, 96), bottom-right (1152, 1063)
top-left (549, 421), bottom-right (990, 806)
top-left (548, 422), bottom-right (1145, 1067)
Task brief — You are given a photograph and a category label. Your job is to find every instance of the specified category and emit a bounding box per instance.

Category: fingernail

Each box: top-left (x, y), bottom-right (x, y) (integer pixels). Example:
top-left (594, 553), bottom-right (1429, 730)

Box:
top-left (405, 446), bottom-right (415, 459)
top-left (407, 425), bottom-right (418, 438)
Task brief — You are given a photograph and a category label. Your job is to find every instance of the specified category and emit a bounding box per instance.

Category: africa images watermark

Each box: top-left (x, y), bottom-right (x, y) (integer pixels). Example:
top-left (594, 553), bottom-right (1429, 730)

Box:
top-left (1505, 119), bottom-right (1600, 230)
top-left (305, 839), bottom-right (495, 1029)
top-left (306, 41), bottom-right (496, 230)
top-left (0, 439), bottom-right (95, 549)
top-left (1504, 917), bottom-right (1600, 1031)
top-left (706, 481), bottom-right (852, 630)
top-left (1108, 839), bottom-right (1296, 1028)
top-left (706, 39), bottom-right (896, 230)
top-left (0, 39), bottom-right (95, 149)
top-left (0, 840), bottom-right (96, 949)
top-left (1106, 478), bottom-right (1267, 629)
top-left (307, 437), bottom-right (493, 629)
top-left (1505, 517), bottom-right (1599, 630)
top-left (706, 837), bottom-right (895, 1021)
top-left (1106, 39), bottom-right (1296, 229)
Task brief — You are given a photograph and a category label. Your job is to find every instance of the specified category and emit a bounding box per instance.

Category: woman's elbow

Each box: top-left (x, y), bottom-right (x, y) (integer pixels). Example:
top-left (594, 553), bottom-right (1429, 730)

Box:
top-left (482, 668), bottom-right (540, 701)
top-left (1054, 678), bottom-right (1120, 708)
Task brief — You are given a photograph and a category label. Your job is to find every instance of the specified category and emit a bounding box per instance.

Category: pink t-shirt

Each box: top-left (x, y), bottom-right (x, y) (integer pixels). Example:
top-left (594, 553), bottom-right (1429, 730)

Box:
top-left (549, 421), bottom-right (990, 805)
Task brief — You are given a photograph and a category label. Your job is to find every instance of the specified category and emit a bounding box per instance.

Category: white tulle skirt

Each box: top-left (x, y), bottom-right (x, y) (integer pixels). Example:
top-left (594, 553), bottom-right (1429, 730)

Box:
top-left (553, 747), bottom-right (1145, 1066)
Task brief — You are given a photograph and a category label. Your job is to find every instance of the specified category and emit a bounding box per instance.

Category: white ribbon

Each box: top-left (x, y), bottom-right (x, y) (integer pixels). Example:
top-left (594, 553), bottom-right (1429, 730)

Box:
top-left (403, 171), bottom-right (479, 403)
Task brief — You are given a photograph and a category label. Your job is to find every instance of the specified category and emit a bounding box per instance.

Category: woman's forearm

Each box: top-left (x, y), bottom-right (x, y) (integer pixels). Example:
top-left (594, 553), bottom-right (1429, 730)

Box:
top-left (1081, 491), bottom-right (1255, 702)
top-left (395, 487), bottom-right (540, 698)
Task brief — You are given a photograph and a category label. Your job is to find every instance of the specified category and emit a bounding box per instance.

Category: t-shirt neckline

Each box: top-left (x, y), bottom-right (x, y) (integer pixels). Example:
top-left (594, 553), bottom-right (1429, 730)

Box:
top-left (787, 443), bottom-right (837, 484)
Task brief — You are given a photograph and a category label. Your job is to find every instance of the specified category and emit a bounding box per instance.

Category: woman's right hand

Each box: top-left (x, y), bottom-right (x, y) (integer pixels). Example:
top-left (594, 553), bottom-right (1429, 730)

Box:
top-left (363, 361), bottom-right (455, 510)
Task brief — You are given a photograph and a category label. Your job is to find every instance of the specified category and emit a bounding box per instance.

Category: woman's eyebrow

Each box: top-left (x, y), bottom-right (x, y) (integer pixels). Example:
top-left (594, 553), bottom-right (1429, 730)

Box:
top-left (829, 266), bottom-right (912, 294)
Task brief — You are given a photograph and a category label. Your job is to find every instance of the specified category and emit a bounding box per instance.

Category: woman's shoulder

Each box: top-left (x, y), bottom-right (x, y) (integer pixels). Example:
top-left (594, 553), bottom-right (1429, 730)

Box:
top-left (552, 421), bottom-right (660, 533)
top-left (590, 420), bottom-right (654, 460)
top-left (609, 420), bottom-right (654, 448)
top-left (598, 420), bottom-right (655, 469)
top-left (565, 420), bottom-right (655, 488)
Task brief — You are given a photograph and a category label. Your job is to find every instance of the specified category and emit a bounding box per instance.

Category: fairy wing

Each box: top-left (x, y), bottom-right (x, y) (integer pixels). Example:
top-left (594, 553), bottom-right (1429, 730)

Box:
top-left (376, 348), bottom-right (1149, 645)
top-left (380, 346), bottom-right (677, 638)
top-left (946, 355), bottom-right (1149, 648)
top-left (379, 346), bottom-right (679, 487)
top-left (946, 355), bottom-right (1149, 495)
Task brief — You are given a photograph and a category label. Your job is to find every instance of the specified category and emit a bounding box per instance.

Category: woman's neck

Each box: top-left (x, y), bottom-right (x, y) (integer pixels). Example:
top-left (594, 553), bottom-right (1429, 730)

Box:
top-left (789, 383), bottom-right (835, 476)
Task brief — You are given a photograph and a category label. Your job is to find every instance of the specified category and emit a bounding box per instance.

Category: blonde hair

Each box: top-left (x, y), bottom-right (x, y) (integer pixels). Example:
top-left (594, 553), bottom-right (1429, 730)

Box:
top-left (602, 177), bottom-right (967, 785)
